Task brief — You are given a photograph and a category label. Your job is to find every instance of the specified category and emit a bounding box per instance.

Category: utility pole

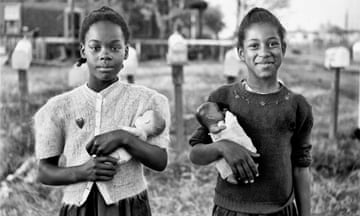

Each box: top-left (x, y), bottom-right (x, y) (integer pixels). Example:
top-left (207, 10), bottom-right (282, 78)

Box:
top-left (69, 0), bottom-right (76, 59)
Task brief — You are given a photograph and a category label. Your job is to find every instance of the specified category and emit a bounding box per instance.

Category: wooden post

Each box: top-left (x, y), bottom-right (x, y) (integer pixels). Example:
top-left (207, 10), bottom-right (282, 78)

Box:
top-left (329, 68), bottom-right (341, 139)
top-left (69, 0), bottom-right (76, 58)
top-left (219, 46), bottom-right (224, 62)
top-left (18, 69), bottom-right (29, 121)
top-left (135, 41), bottom-right (141, 60)
top-left (358, 71), bottom-right (360, 128)
top-left (172, 65), bottom-right (185, 152)
top-left (18, 69), bottom-right (30, 149)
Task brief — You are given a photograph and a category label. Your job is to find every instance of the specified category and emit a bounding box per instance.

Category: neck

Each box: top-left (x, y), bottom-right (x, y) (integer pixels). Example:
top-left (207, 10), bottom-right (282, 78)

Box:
top-left (246, 77), bottom-right (279, 94)
top-left (88, 77), bottom-right (118, 92)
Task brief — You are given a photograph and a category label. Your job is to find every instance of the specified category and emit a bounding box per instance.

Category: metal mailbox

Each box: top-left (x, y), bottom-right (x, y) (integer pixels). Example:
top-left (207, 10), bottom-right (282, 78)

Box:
top-left (353, 42), bottom-right (360, 62)
top-left (324, 46), bottom-right (350, 69)
top-left (167, 32), bottom-right (188, 65)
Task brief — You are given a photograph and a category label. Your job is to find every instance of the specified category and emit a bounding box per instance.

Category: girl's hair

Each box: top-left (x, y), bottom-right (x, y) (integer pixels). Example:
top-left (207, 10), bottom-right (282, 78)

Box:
top-left (237, 7), bottom-right (286, 50)
top-left (77, 6), bottom-right (130, 66)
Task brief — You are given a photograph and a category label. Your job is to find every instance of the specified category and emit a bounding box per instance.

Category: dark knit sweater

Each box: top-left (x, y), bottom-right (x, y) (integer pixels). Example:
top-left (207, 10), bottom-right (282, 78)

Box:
top-left (189, 81), bottom-right (313, 214)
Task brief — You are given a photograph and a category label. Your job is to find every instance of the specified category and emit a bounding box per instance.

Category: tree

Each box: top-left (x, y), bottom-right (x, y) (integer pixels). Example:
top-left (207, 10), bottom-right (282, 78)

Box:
top-left (203, 6), bottom-right (225, 39)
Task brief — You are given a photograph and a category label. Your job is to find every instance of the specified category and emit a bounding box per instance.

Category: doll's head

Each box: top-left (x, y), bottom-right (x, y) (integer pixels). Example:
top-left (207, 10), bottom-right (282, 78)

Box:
top-left (196, 102), bottom-right (226, 133)
top-left (134, 110), bottom-right (165, 136)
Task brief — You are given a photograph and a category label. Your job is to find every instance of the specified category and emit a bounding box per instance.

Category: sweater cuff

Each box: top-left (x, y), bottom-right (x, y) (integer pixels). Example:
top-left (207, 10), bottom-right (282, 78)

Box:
top-left (292, 154), bottom-right (312, 167)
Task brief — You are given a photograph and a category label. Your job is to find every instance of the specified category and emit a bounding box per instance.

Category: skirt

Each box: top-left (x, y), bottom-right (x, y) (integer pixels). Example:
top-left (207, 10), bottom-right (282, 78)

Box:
top-left (59, 186), bottom-right (151, 216)
top-left (212, 202), bottom-right (298, 216)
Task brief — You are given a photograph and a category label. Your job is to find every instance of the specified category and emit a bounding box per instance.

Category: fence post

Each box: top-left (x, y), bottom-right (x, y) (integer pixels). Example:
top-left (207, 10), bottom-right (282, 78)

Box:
top-left (167, 27), bottom-right (188, 155)
top-left (329, 68), bottom-right (340, 139)
top-left (172, 65), bottom-right (185, 153)
top-left (324, 46), bottom-right (350, 139)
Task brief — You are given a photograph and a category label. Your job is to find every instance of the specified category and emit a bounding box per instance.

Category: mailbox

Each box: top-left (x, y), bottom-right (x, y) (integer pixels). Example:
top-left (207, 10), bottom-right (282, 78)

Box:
top-left (353, 42), bottom-right (360, 62)
top-left (11, 38), bottom-right (33, 70)
top-left (324, 46), bottom-right (350, 69)
top-left (167, 32), bottom-right (188, 65)
top-left (122, 46), bottom-right (138, 76)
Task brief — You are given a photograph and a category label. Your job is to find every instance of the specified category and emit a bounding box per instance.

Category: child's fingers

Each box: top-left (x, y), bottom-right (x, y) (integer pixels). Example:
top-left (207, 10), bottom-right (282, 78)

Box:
top-left (249, 152), bottom-right (260, 158)
top-left (247, 160), bottom-right (259, 177)
top-left (235, 163), bottom-right (247, 182)
top-left (95, 162), bottom-right (117, 171)
top-left (241, 162), bottom-right (254, 183)
top-left (86, 138), bottom-right (95, 154)
top-left (89, 142), bottom-right (98, 155)
top-left (96, 156), bottom-right (118, 166)
top-left (95, 169), bottom-right (116, 178)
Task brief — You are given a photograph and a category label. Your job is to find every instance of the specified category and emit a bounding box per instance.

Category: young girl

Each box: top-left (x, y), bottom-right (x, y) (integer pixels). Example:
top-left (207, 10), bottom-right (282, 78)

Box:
top-left (189, 8), bottom-right (313, 216)
top-left (34, 6), bottom-right (170, 216)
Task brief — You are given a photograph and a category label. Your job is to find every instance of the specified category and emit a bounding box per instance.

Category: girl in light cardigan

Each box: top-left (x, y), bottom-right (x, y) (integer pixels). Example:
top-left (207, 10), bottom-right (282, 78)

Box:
top-left (34, 6), bottom-right (170, 216)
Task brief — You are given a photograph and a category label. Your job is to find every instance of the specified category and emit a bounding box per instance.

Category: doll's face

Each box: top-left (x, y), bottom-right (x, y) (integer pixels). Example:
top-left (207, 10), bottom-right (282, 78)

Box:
top-left (134, 111), bottom-right (155, 133)
top-left (204, 104), bottom-right (225, 123)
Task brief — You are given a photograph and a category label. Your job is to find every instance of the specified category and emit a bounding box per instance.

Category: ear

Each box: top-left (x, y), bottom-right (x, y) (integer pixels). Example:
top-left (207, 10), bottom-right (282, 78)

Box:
top-left (124, 45), bottom-right (129, 60)
top-left (282, 41), bottom-right (287, 55)
top-left (238, 47), bottom-right (245, 61)
top-left (80, 43), bottom-right (86, 58)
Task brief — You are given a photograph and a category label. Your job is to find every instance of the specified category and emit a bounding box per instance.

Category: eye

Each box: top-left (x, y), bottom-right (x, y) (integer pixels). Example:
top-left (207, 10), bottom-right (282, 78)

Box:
top-left (89, 46), bottom-right (101, 52)
top-left (247, 43), bottom-right (259, 50)
top-left (268, 41), bottom-right (280, 48)
top-left (111, 46), bottom-right (122, 52)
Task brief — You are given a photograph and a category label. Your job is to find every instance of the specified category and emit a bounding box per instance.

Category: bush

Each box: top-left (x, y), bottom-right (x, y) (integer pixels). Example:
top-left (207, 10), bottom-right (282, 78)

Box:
top-left (312, 137), bottom-right (360, 177)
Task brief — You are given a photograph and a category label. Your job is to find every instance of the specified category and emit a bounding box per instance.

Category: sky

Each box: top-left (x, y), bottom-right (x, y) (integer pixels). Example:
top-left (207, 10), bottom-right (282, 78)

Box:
top-left (206, 0), bottom-right (360, 38)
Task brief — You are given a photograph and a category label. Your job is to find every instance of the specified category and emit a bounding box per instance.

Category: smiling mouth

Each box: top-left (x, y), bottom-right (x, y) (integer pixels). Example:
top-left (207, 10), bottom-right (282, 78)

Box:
top-left (256, 62), bottom-right (274, 65)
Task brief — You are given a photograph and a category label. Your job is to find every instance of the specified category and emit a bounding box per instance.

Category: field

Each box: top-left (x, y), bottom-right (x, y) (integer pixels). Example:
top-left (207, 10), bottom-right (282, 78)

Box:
top-left (0, 49), bottom-right (360, 216)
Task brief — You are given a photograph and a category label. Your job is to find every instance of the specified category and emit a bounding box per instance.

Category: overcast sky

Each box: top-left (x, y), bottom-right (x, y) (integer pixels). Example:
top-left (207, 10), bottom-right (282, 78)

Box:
top-left (206, 0), bottom-right (360, 38)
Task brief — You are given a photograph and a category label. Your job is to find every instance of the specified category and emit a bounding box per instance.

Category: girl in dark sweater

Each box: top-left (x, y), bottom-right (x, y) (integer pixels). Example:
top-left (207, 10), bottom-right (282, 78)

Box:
top-left (189, 7), bottom-right (313, 216)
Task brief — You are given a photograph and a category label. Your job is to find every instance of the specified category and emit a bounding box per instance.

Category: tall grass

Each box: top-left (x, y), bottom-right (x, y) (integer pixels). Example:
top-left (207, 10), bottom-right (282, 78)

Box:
top-left (1, 56), bottom-right (360, 215)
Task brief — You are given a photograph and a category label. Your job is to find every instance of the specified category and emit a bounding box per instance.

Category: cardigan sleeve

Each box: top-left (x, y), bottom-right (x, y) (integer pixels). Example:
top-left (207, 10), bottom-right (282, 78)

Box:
top-left (291, 95), bottom-right (313, 167)
top-left (33, 98), bottom-right (65, 159)
top-left (143, 93), bottom-right (171, 150)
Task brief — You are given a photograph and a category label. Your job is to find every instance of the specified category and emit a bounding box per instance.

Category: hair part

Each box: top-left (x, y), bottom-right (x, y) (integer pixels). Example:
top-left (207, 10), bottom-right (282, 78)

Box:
top-left (237, 7), bottom-right (286, 51)
top-left (77, 6), bottom-right (130, 66)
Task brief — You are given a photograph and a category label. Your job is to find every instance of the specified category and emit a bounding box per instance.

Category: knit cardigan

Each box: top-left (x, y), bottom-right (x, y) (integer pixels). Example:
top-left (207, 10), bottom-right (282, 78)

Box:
top-left (34, 81), bottom-right (170, 206)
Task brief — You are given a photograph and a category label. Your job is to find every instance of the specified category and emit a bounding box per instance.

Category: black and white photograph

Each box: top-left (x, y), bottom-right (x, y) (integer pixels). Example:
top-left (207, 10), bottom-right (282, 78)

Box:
top-left (0, 0), bottom-right (359, 215)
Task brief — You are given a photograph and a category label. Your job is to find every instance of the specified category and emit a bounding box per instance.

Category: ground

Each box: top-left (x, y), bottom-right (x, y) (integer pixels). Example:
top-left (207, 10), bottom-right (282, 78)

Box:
top-left (0, 48), bottom-right (360, 215)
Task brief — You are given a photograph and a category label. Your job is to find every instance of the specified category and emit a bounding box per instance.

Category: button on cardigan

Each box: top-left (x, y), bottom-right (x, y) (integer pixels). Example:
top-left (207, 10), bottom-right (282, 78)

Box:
top-left (34, 81), bottom-right (170, 206)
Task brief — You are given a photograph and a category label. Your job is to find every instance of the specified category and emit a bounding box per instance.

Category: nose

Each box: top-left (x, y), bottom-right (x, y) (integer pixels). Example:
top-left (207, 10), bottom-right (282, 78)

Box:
top-left (258, 45), bottom-right (270, 57)
top-left (99, 48), bottom-right (112, 61)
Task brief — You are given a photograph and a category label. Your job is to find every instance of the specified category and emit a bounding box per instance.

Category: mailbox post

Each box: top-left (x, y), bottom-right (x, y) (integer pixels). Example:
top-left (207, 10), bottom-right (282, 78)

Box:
top-left (11, 27), bottom-right (33, 148)
top-left (324, 47), bottom-right (350, 139)
top-left (352, 42), bottom-right (360, 130)
top-left (167, 26), bottom-right (188, 153)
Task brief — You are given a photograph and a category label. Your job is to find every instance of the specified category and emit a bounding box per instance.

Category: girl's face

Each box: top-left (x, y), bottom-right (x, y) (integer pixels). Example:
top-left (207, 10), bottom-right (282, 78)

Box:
top-left (81, 21), bottom-right (128, 89)
top-left (239, 23), bottom-right (285, 82)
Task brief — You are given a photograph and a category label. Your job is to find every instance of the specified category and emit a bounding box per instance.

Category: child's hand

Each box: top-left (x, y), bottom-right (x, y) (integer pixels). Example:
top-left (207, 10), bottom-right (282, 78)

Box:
top-left (86, 129), bottom-right (133, 156)
top-left (79, 156), bottom-right (118, 181)
top-left (218, 140), bottom-right (260, 183)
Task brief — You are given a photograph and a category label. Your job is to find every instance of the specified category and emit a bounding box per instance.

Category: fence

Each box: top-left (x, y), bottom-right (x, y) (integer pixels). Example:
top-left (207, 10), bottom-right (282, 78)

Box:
top-left (0, 36), bottom-right (235, 62)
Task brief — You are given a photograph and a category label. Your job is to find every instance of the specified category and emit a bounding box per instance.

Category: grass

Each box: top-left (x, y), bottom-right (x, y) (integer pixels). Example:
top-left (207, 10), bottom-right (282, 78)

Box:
top-left (1, 49), bottom-right (360, 215)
